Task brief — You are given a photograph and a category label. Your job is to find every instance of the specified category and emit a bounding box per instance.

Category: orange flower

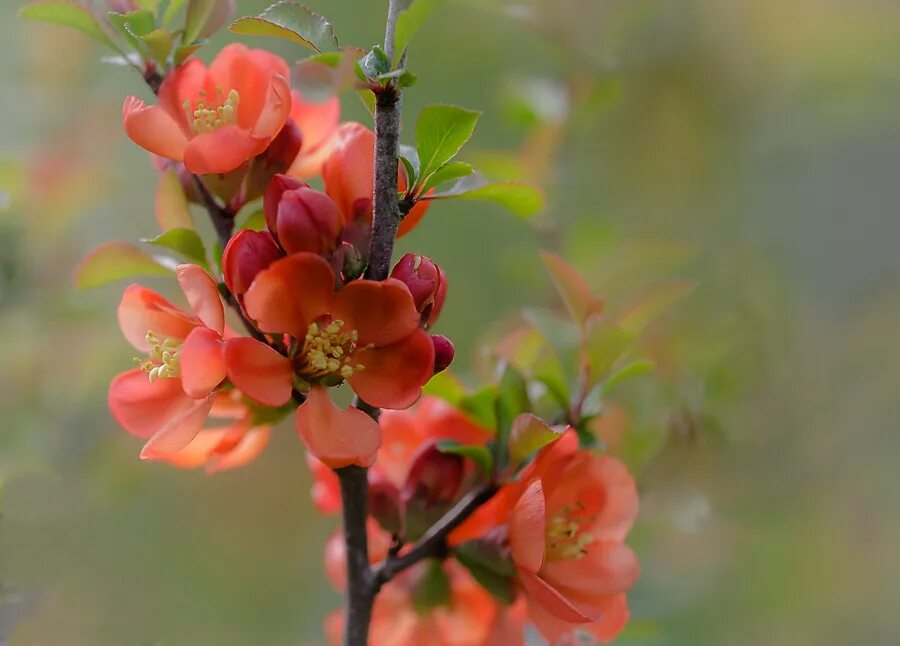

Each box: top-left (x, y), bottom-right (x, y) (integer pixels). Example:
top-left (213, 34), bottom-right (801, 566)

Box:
top-left (460, 431), bottom-right (640, 644)
top-left (321, 122), bottom-right (431, 237)
top-left (108, 264), bottom-right (292, 459)
top-left (285, 91), bottom-right (341, 178)
top-left (306, 396), bottom-right (492, 513)
top-left (243, 253), bottom-right (435, 410)
top-left (122, 44), bottom-right (292, 175)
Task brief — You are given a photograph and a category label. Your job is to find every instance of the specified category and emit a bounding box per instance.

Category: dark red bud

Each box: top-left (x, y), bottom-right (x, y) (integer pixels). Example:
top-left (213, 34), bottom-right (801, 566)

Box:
top-left (402, 441), bottom-right (464, 508)
top-left (431, 335), bottom-right (455, 374)
top-left (368, 473), bottom-right (402, 535)
top-left (424, 269), bottom-right (447, 329)
top-left (274, 187), bottom-right (343, 255)
top-left (222, 229), bottom-right (283, 297)
top-left (263, 118), bottom-right (303, 171)
top-left (263, 173), bottom-right (307, 233)
top-left (390, 253), bottom-right (446, 327)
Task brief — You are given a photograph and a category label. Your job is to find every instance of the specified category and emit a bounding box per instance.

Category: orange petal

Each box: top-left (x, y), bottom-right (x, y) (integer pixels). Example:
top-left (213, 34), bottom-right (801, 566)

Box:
top-left (252, 74), bottom-right (292, 141)
top-left (519, 569), bottom-right (599, 624)
top-left (418, 396), bottom-right (493, 445)
top-left (332, 278), bottom-right (420, 347)
top-left (224, 337), bottom-right (293, 407)
top-left (158, 58), bottom-right (214, 135)
top-left (321, 122), bottom-right (375, 222)
top-left (243, 253), bottom-right (334, 339)
top-left (376, 409), bottom-right (424, 487)
top-left (108, 369), bottom-right (197, 439)
top-left (209, 44), bottom-right (290, 128)
top-left (509, 479), bottom-right (546, 573)
top-left (180, 327), bottom-right (227, 398)
top-left (207, 426), bottom-right (272, 473)
top-left (540, 542), bottom-right (639, 597)
top-left (183, 125), bottom-right (264, 175)
top-left (295, 387), bottom-right (381, 468)
top-left (348, 328), bottom-right (434, 409)
top-left (118, 284), bottom-right (197, 352)
top-left (527, 591), bottom-right (629, 645)
top-left (122, 97), bottom-right (189, 161)
top-left (306, 453), bottom-right (342, 514)
top-left (146, 427), bottom-right (229, 468)
top-left (140, 394), bottom-right (215, 457)
top-left (290, 91), bottom-right (339, 155)
top-left (176, 264), bottom-right (225, 334)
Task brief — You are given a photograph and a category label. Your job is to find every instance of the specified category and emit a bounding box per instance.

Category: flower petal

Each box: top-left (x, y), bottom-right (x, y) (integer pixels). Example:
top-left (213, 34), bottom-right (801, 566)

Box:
top-left (158, 58), bottom-right (215, 135)
top-left (332, 278), bottom-right (420, 347)
top-left (243, 253), bottom-right (334, 339)
top-left (321, 122), bottom-right (375, 222)
top-left (146, 427), bottom-right (229, 468)
top-left (108, 369), bottom-right (196, 439)
top-left (348, 328), bottom-right (434, 409)
top-left (122, 97), bottom-right (189, 161)
top-left (509, 479), bottom-right (546, 573)
top-left (183, 125), bottom-right (264, 175)
top-left (290, 91), bottom-right (340, 153)
top-left (223, 337), bottom-right (293, 407)
top-left (207, 426), bottom-right (272, 474)
top-left (540, 542), bottom-right (639, 597)
top-left (118, 284), bottom-right (197, 352)
top-left (180, 327), bottom-right (227, 398)
top-left (251, 74), bottom-right (292, 141)
top-left (176, 264), bottom-right (225, 334)
top-left (140, 394), bottom-right (215, 457)
top-left (519, 569), bottom-right (599, 624)
top-left (527, 591), bottom-right (629, 645)
top-left (295, 386), bottom-right (381, 468)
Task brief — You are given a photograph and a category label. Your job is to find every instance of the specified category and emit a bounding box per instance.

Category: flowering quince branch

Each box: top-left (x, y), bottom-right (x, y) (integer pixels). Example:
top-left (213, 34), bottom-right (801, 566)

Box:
top-left (18, 0), bottom-right (693, 643)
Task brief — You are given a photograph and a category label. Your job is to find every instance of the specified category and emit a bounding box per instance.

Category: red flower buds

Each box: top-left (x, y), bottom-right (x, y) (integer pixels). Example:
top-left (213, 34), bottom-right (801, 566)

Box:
top-left (431, 335), bottom-right (455, 374)
top-left (264, 174), bottom-right (343, 256)
top-left (262, 118), bottom-right (304, 172)
top-left (368, 472), bottom-right (402, 535)
top-left (390, 253), bottom-right (447, 328)
top-left (402, 441), bottom-right (465, 509)
top-left (222, 229), bottom-right (284, 298)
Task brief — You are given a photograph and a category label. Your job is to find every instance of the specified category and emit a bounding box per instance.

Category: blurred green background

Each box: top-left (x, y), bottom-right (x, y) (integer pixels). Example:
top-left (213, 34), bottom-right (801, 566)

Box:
top-left (2, 0), bottom-right (899, 644)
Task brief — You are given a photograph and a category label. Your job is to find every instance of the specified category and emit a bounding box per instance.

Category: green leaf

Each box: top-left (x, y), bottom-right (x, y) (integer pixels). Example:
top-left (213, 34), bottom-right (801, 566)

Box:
top-left (183, 0), bottom-right (215, 43)
top-left (507, 413), bottom-right (564, 468)
top-left (229, 1), bottom-right (338, 53)
top-left (436, 441), bottom-right (493, 477)
top-left (411, 559), bottom-right (452, 613)
top-left (540, 251), bottom-right (602, 327)
top-left (239, 209), bottom-right (266, 232)
top-left (399, 144), bottom-right (420, 187)
top-left (422, 370), bottom-right (467, 406)
top-left (108, 10), bottom-right (155, 39)
top-left (75, 242), bottom-right (173, 290)
top-left (618, 279), bottom-right (697, 334)
top-left (454, 541), bottom-right (517, 605)
top-left (141, 27), bottom-right (173, 62)
top-left (416, 105), bottom-right (481, 185)
top-left (598, 359), bottom-right (654, 396)
top-left (141, 227), bottom-right (207, 268)
top-left (458, 385), bottom-right (497, 431)
top-left (583, 320), bottom-right (635, 387)
top-left (173, 42), bottom-right (201, 65)
top-left (426, 174), bottom-right (544, 217)
top-left (135, 0), bottom-right (160, 13)
top-left (358, 45), bottom-right (390, 80)
top-left (494, 364), bottom-right (530, 471)
top-left (162, 0), bottom-right (188, 26)
top-left (20, 1), bottom-right (119, 51)
top-left (394, 0), bottom-right (447, 64)
top-left (421, 161), bottom-right (473, 194)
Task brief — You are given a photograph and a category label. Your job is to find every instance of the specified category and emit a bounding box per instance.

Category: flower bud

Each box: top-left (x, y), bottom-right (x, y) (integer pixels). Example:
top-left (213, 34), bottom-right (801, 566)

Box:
top-left (222, 229), bottom-right (283, 297)
top-left (390, 253), bottom-right (447, 327)
top-left (263, 174), bottom-right (343, 256)
top-left (261, 118), bottom-right (304, 172)
top-left (402, 441), bottom-right (464, 508)
top-left (340, 242), bottom-right (366, 281)
top-left (368, 472), bottom-right (402, 535)
top-left (431, 335), bottom-right (455, 374)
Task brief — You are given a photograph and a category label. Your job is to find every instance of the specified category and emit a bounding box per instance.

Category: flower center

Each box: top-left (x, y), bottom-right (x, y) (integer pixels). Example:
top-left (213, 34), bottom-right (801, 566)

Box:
top-left (545, 503), bottom-right (595, 561)
top-left (186, 88), bottom-right (240, 134)
top-left (133, 330), bottom-right (182, 382)
top-left (296, 319), bottom-right (364, 381)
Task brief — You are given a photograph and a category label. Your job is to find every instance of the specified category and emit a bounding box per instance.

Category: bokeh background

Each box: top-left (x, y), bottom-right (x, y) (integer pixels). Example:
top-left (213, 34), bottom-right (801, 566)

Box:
top-left (2, 0), bottom-right (899, 644)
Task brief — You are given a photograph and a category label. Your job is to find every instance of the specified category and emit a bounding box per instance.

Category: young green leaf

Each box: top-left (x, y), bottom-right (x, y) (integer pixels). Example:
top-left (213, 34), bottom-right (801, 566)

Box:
top-left (540, 251), bottom-right (603, 327)
top-left (183, 0), bottom-right (215, 43)
top-left (494, 364), bottom-right (530, 471)
top-left (507, 413), bottom-right (564, 468)
top-left (229, 1), bottom-right (338, 53)
top-left (162, 0), bottom-right (188, 26)
top-left (597, 359), bottom-right (654, 396)
top-left (141, 27), bottom-right (173, 62)
top-left (20, 1), bottom-right (119, 51)
top-left (141, 227), bottom-right (207, 268)
top-left (393, 0), bottom-right (447, 64)
top-left (425, 173), bottom-right (544, 217)
top-left (458, 385), bottom-right (497, 431)
top-left (75, 242), bottom-right (173, 290)
top-left (583, 320), bottom-right (635, 387)
top-left (454, 540), bottom-right (517, 605)
top-left (436, 441), bottom-right (493, 477)
top-left (358, 45), bottom-right (390, 80)
top-left (239, 209), bottom-right (266, 232)
top-left (399, 144), bottom-right (420, 187)
top-left (411, 559), bottom-right (452, 613)
top-left (421, 161), bottom-right (474, 194)
top-left (416, 105), bottom-right (481, 185)
top-left (107, 10), bottom-right (155, 57)
top-left (421, 370), bottom-right (467, 406)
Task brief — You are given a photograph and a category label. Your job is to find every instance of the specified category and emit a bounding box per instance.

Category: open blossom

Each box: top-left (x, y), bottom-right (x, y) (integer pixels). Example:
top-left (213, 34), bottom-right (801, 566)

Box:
top-left (455, 430), bottom-right (640, 644)
top-left (321, 122), bottom-right (431, 237)
top-left (243, 252), bottom-right (434, 409)
top-left (286, 91), bottom-right (341, 178)
top-left (122, 44), bottom-right (291, 175)
top-left (108, 264), bottom-right (292, 459)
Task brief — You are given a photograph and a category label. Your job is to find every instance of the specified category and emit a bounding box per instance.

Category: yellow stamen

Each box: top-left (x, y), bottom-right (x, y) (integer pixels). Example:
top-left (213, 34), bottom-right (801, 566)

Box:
top-left (296, 319), bottom-right (365, 381)
top-left (546, 503), bottom-right (596, 561)
top-left (186, 89), bottom-right (240, 134)
top-left (133, 330), bottom-right (182, 382)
